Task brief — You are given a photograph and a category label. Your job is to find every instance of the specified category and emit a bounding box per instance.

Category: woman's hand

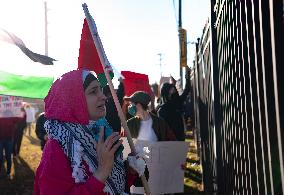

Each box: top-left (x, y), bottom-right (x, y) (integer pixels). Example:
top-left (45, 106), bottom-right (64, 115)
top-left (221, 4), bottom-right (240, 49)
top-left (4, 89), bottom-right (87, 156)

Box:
top-left (94, 127), bottom-right (123, 183)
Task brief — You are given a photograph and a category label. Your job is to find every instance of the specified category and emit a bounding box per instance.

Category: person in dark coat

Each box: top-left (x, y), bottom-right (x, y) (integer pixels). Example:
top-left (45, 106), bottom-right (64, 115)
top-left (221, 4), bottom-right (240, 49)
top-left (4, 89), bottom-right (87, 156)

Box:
top-left (116, 78), bottom-right (125, 107)
top-left (0, 117), bottom-right (19, 177)
top-left (157, 69), bottom-right (191, 141)
top-left (13, 107), bottom-right (27, 156)
top-left (125, 91), bottom-right (176, 142)
top-left (117, 80), bottom-right (133, 121)
top-left (103, 85), bottom-right (121, 133)
top-left (35, 112), bottom-right (47, 150)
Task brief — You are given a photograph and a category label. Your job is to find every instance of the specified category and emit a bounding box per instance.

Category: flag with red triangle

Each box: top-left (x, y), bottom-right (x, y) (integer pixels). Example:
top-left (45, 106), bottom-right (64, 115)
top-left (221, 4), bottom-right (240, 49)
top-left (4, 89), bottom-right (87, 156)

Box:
top-left (78, 18), bottom-right (113, 87)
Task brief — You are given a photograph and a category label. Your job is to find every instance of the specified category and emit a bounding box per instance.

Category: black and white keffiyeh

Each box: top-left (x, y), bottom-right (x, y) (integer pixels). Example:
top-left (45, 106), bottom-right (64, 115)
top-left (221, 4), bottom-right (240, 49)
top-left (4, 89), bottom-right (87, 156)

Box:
top-left (44, 119), bottom-right (127, 195)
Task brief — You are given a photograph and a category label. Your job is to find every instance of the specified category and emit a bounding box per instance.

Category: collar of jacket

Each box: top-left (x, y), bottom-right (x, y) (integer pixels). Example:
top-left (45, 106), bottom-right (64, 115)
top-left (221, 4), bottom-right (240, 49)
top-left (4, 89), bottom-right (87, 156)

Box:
top-left (127, 112), bottom-right (166, 141)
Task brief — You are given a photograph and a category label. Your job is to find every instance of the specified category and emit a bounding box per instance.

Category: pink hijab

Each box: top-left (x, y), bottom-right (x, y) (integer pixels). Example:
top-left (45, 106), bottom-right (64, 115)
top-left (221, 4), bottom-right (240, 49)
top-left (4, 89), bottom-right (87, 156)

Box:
top-left (44, 70), bottom-right (89, 125)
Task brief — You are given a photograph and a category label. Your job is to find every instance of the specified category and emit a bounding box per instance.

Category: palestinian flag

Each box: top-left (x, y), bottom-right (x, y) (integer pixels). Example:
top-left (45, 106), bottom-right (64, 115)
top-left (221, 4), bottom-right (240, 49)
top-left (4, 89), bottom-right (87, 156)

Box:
top-left (0, 34), bottom-right (55, 99)
top-left (0, 70), bottom-right (54, 99)
top-left (78, 18), bottom-right (114, 87)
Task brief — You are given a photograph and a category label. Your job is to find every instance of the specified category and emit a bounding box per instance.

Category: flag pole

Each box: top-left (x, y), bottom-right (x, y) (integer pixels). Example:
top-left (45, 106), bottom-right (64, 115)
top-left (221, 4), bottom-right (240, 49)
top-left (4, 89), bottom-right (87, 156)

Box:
top-left (82, 4), bottom-right (151, 195)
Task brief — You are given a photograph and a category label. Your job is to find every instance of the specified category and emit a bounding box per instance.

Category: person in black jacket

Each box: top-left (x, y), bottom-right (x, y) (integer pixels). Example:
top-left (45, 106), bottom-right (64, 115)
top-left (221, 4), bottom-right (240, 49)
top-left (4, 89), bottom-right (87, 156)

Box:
top-left (35, 112), bottom-right (47, 150)
top-left (157, 68), bottom-right (191, 141)
top-left (103, 85), bottom-right (121, 133)
top-left (13, 107), bottom-right (27, 157)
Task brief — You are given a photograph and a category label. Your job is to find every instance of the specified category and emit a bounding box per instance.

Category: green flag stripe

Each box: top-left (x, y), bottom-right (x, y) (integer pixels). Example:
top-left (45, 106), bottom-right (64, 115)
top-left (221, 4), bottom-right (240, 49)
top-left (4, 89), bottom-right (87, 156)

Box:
top-left (97, 71), bottom-right (114, 88)
top-left (0, 70), bottom-right (54, 99)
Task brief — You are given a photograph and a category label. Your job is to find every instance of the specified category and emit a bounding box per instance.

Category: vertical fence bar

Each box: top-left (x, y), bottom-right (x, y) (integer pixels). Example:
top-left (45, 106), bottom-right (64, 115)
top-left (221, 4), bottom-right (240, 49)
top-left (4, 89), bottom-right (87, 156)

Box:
top-left (249, 0), bottom-right (269, 194)
top-left (268, 0), bottom-right (284, 193)
top-left (192, 0), bottom-right (283, 194)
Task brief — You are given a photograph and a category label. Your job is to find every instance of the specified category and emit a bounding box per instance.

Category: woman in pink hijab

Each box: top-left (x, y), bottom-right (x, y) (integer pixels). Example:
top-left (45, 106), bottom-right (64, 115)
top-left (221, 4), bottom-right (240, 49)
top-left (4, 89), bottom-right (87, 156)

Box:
top-left (34, 69), bottom-right (137, 195)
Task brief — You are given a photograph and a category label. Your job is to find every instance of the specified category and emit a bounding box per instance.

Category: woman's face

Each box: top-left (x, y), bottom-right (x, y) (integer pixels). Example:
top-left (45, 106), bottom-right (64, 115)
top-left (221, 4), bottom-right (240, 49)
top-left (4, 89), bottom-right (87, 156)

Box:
top-left (84, 80), bottom-right (107, 121)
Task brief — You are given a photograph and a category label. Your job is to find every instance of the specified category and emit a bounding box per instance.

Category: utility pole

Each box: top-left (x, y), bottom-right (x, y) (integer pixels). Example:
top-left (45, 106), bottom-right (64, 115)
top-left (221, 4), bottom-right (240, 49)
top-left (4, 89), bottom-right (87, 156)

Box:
top-left (157, 53), bottom-right (162, 78)
top-left (179, 0), bottom-right (183, 87)
top-left (44, 1), bottom-right (48, 56)
top-left (178, 0), bottom-right (187, 88)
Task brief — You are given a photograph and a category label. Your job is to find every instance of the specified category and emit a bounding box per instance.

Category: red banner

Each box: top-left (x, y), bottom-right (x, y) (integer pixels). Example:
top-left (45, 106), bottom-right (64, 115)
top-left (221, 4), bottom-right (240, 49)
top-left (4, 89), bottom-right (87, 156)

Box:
top-left (121, 71), bottom-right (152, 97)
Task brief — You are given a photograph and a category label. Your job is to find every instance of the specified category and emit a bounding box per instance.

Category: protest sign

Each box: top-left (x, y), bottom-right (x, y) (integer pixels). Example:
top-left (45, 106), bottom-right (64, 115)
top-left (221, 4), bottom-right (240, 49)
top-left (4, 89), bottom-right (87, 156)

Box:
top-left (122, 138), bottom-right (189, 194)
top-left (121, 71), bottom-right (152, 96)
top-left (0, 95), bottom-right (23, 118)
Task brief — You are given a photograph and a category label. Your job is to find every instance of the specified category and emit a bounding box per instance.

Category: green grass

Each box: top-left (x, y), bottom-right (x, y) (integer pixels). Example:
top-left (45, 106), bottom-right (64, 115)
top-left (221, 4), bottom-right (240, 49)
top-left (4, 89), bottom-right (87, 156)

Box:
top-left (184, 130), bottom-right (203, 194)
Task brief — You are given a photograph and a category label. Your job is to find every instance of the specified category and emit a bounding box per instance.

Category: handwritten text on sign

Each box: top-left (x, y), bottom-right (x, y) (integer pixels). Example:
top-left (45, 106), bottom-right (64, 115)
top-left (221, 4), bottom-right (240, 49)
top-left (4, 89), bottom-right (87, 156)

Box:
top-left (0, 95), bottom-right (23, 118)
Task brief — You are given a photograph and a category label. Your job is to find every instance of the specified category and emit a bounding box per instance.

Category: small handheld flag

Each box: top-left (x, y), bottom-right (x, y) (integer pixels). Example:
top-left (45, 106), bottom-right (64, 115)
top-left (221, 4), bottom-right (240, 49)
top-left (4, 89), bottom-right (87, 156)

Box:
top-left (78, 18), bottom-right (114, 87)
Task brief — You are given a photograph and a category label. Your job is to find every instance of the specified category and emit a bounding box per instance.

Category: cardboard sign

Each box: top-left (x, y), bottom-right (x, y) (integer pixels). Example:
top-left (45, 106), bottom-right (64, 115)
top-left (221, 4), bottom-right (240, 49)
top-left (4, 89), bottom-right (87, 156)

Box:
top-left (121, 71), bottom-right (152, 96)
top-left (122, 138), bottom-right (189, 194)
top-left (0, 95), bottom-right (23, 118)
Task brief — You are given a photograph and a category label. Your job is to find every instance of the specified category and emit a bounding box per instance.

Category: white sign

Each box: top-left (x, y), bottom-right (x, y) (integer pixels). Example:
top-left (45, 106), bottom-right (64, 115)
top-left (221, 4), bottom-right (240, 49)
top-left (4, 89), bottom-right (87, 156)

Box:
top-left (0, 95), bottom-right (23, 118)
top-left (122, 138), bottom-right (189, 194)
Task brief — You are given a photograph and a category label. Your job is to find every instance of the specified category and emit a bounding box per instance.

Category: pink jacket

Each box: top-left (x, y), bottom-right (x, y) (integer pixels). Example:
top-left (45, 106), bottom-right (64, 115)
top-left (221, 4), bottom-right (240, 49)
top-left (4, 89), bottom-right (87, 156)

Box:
top-left (34, 139), bottom-right (137, 195)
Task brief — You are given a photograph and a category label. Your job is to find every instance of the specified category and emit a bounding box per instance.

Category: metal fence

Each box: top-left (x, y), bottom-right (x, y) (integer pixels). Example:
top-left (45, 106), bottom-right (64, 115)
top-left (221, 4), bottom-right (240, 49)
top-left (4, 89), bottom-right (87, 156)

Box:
top-left (192, 0), bottom-right (284, 194)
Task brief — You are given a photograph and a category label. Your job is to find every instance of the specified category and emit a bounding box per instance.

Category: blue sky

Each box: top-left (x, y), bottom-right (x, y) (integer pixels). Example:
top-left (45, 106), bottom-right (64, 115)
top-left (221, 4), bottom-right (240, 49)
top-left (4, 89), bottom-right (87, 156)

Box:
top-left (0, 0), bottom-right (210, 85)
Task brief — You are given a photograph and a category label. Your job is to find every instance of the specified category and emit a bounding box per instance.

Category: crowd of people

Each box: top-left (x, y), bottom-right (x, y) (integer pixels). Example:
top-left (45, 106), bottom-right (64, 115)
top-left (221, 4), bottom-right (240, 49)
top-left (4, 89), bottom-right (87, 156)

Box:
top-left (0, 68), bottom-right (192, 194)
